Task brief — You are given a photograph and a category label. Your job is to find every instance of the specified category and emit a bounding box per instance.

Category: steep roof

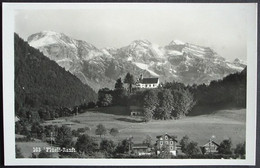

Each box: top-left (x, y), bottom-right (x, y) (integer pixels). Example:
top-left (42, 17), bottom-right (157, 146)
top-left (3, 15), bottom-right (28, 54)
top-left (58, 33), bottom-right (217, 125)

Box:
top-left (156, 133), bottom-right (178, 142)
top-left (203, 140), bottom-right (220, 147)
top-left (140, 78), bottom-right (159, 84)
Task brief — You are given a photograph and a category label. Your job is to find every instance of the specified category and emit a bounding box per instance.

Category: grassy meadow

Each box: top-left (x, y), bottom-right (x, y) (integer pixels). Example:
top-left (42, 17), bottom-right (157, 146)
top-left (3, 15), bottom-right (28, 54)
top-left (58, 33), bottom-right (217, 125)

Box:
top-left (43, 106), bottom-right (246, 147)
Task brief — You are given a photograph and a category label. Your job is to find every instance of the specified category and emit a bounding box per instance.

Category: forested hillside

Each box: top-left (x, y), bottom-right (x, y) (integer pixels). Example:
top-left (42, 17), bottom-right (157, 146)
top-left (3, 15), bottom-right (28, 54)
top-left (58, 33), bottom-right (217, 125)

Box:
top-left (189, 67), bottom-right (246, 115)
top-left (96, 68), bottom-right (247, 120)
top-left (193, 67), bottom-right (246, 107)
top-left (15, 33), bottom-right (97, 116)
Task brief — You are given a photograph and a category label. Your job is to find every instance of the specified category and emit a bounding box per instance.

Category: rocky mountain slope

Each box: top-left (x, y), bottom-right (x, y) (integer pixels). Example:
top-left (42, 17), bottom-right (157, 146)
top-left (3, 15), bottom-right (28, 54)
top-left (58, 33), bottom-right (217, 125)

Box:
top-left (27, 31), bottom-right (246, 91)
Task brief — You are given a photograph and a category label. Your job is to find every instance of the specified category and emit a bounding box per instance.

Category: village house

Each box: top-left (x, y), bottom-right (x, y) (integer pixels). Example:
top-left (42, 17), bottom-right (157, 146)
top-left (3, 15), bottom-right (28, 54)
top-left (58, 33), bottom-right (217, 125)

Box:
top-left (155, 133), bottom-right (178, 156)
top-left (201, 140), bottom-right (220, 154)
top-left (135, 74), bottom-right (160, 89)
top-left (132, 143), bottom-right (152, 156)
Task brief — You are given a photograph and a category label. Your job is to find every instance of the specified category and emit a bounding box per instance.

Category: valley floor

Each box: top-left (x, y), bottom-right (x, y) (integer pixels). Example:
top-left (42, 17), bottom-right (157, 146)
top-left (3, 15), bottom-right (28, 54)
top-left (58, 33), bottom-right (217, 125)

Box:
top-left (43, 106), bottom-right (246, 147)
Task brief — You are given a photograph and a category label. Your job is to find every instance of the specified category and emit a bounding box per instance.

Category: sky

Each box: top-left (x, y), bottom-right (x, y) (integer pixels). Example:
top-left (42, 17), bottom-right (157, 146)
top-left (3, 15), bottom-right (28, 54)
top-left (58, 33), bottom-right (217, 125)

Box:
top-left (15, 3), bottom-right (256, 62)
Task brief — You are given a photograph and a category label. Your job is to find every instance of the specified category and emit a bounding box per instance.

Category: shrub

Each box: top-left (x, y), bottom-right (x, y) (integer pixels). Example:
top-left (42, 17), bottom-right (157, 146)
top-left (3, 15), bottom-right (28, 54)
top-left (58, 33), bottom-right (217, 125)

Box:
top-left (110, 128), bottom-right (119, 137)
top-left (100, 139), bottom-right (116, 157)
top-left (72, 130), bottom-right (80, 137)
top-left (77, 128), bottom-right (85, 133)
top-left (186, 141), bottom-right (202, 156)
top-left (95, 124), bottom-right (107, 138)
top-left (234, 142), bottom-right (245, 156)
top-left (15, 145), bottom-right (24, 158)
top-left (87, 102), bottom-right (96, 108)
top-left (218, 139), bottom-right (232, 155)
top-left (75, 134), bottom-right (98, 155)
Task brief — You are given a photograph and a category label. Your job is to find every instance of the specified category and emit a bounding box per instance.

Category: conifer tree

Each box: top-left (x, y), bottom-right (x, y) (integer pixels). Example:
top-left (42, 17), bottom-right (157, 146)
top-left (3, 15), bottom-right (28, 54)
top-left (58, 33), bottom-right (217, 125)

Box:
top-left (124, 73), bottom-right (135, 93)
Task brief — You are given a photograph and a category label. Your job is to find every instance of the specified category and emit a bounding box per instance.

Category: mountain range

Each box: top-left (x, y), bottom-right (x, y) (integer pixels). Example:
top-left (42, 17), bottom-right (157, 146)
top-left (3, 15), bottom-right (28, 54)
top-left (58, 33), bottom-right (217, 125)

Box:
top-left (27, 31), bottom-right (246, 91)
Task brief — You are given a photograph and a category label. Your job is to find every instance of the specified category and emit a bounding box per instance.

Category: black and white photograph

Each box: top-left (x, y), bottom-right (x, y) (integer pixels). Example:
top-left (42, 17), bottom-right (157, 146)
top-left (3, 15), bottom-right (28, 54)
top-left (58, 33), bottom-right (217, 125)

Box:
top-left (2, 2), bottom-right (258, 166)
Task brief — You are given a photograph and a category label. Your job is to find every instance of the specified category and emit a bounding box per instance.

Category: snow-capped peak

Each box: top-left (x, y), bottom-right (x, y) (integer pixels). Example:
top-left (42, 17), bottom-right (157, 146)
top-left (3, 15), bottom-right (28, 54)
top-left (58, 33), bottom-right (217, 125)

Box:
top-left (104, 47), bottom-right (117, 51)
top-left (27, 30), bottom-right (106, 64)
top-left (169, 40), bottom-right (185, 45)
top-left (27, 31), bottom-right (67, 48)
top-left (130, 39), bottom-right (152, 47)
top-left (133, 39), bottom-right (151, 44)
top-left (40, 30), bottom-right (62, 36)
top-left (233, 58), bottom-right (246, 65)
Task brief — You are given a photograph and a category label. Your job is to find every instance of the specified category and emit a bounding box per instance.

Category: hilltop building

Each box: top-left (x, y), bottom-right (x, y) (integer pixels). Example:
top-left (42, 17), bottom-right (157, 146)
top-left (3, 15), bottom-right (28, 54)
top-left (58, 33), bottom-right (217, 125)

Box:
top-left (135, 74), bottom-right (160, 89)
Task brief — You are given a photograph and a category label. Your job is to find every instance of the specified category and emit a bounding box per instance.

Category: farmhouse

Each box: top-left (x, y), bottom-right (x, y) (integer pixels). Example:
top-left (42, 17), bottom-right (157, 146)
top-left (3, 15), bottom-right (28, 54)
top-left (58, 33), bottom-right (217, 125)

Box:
top-left (201, 140), bottom-right (220, 154)
top-left (129, 106), bottom-right (143, 116)
top-left (155, 133), bottom-right (178, 156)
top-left (135, 74), bottom-right (160, 89)
top-left (132, 143), bottom-right (152, 156)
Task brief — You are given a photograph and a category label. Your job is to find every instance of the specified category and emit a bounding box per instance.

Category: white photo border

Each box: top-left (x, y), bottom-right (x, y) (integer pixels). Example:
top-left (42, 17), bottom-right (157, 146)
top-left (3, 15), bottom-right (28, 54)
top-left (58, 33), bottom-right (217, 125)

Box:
top-left (3, 2), bottom-right (258, 166)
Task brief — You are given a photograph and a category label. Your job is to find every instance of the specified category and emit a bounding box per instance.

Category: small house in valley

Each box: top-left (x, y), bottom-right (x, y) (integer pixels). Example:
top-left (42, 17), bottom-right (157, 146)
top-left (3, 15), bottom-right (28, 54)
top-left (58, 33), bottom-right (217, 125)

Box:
top-left (129, 106), bottom-right (143, 116)
top-left (201, 140), bottom-right (220, 154)
top-left (155, 133), bottom-right (178, 156)
top-left (135, 74), bottom-right (160, 89)
top-left (132, 143), bottom-right (152, 156)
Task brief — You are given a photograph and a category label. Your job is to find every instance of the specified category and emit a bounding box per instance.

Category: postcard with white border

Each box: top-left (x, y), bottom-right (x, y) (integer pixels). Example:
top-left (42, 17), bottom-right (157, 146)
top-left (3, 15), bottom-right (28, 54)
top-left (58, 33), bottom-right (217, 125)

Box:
top-left (2, 2), bottom-right (258, 166)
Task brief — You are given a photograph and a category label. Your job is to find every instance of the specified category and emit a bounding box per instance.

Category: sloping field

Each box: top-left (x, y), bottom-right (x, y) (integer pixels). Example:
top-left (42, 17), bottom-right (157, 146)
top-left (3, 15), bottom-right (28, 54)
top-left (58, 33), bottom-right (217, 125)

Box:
top-left (44, 106), bottom-right (246, 147)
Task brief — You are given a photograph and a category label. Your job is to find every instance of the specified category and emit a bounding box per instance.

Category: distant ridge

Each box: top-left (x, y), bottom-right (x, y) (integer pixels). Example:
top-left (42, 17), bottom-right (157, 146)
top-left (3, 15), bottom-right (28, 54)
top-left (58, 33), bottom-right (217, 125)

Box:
top-left (27, 31), bottom-right (246, 91)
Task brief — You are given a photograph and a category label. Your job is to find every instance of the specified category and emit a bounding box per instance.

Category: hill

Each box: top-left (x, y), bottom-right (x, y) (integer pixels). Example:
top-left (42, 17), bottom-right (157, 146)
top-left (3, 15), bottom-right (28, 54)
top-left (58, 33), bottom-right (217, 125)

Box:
top-left (190, 66), bottom-right (247, 115)
top-left (15, 33), bottom-right (97, 114)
